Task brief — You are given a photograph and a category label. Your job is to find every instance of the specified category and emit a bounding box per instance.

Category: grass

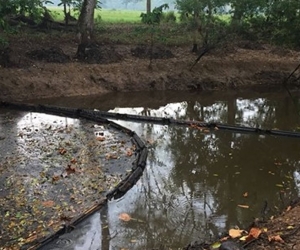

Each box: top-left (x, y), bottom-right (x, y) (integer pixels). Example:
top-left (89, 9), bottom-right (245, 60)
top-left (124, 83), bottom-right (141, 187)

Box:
top-left (98, 9), bottom-right (142, 23)
top-left (43, 7), bottom-right (228, 47)
top-left (48, 7), bottom-right (142, 23)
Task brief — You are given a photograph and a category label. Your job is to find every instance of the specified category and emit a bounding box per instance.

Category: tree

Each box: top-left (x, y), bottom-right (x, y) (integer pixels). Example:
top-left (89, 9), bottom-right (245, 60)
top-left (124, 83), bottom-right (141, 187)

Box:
top-left (175, 0), bottom-right (227, 51)
top-left (76, 0), bottom-right (96, 57)
top-left (146, 0), bottom-right (151, 13)
top-left (229, 0), bottom-right (266, 28)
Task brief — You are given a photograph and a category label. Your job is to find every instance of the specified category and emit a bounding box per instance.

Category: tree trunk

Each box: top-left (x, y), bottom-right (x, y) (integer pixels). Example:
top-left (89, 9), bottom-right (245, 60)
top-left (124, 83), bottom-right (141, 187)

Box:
top-left (146, 0), bottom-right (151, 13)
top-left (231, 3), bottom-right (244, 30)
top-left (76, 0), bottom-right (96, 58)
top-left (63, 3), bottom-right (68, 26)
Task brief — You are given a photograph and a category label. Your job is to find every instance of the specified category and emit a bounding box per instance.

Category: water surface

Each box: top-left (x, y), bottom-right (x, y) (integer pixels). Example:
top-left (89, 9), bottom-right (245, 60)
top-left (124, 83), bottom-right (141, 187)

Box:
top-left (28, 89), bottom-right (300, 249)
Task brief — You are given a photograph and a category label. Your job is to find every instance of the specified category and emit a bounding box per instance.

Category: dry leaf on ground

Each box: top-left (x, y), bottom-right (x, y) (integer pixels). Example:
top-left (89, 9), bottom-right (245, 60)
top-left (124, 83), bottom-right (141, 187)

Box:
top-left (268, 235), bottom-right (284, 243)
top-left (229, 228), bottom-right (244, 238)
top-left (248, 227), bottom-right (262, 239)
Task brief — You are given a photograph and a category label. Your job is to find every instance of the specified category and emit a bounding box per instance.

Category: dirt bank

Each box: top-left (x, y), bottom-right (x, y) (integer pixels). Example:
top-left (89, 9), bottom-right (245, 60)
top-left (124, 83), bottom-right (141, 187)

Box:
top-left (1, 34), bottom-right (300, 101)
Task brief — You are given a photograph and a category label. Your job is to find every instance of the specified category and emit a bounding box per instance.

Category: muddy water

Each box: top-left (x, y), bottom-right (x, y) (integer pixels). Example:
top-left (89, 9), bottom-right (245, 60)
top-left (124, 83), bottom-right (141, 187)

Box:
top-left (24, 89), bottom-right (300, 249)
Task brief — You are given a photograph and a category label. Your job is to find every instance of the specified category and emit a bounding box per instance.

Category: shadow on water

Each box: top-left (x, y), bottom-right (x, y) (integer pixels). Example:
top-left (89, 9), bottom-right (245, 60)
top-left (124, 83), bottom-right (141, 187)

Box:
top-left (11, 89), bottom-right (300, 249)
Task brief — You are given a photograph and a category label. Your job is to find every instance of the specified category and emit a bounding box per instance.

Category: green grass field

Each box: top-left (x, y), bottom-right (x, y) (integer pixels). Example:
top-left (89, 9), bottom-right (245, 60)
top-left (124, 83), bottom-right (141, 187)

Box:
top-left (49, 7), bottom-right (142, 23)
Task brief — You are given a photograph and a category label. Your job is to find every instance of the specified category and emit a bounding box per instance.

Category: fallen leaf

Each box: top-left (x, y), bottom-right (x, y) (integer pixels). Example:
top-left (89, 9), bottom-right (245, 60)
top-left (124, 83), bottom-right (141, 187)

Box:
top-left (238, 204), bottom-right (249, 209)
top-left (60, 214), bottom-right (72, 221)
top-left (268, 235), bottom-right (284, 243)
top-left (42, 200), bottom-right (55, 207)
top-left (248, 227), bottom-right (262, 239)
top-left (229, 228), bottom-right (244, 238)
top-left (286, 206), bottom-right (292, 212)
top-left (220, 236), bottom-right (230, 241)
top-left (119, 213), bottom-right (132, 222)
top-left (66, 165), bottom-right (76, 175)
top-left (70, 158), bottom-right (77, 164)
top-left (96, 136), bottom-right (105, 141)
top-left (106, 154), bottom-right (118, 160)
top-left (211, 241), bottom-right (221, 248)
top-left (239, 236), bottom-right (247, 241)
top-left (52, 175), bottom-right (60, 182)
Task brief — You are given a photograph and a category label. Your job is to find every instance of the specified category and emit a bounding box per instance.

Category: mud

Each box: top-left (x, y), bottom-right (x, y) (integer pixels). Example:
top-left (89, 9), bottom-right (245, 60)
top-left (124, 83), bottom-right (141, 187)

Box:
top-left (1, 33), bottom-right (300, 101)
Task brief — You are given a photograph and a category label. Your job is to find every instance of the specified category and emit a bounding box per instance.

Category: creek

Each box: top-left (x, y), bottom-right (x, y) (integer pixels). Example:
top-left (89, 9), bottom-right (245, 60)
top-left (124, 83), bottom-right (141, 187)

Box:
top-left (6, 89), bottom-right (300, 249)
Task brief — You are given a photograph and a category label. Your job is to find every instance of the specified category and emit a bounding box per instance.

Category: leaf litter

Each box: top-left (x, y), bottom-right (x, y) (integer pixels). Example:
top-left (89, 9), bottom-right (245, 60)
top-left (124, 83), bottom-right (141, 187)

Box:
top-left (0, 111), bottom-right (136, 249)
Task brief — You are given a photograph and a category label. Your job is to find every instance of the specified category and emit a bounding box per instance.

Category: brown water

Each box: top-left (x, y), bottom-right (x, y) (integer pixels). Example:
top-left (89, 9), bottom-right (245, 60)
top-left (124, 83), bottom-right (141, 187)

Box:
top-left (27, 89), bottom-right (300, 249)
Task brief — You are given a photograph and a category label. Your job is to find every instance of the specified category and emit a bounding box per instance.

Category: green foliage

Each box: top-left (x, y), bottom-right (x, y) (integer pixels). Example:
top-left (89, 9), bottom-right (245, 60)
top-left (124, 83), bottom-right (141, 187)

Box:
top-left (140, 4), bottom-right (169, 25)
top-left (0, 35), bottom-right (9, 49)
top-left (58, 0), bottom-right (101, 12)
top-left (0, 0), bottom-right (53, 27)
top-left (161, 11), bottom-right (177, 23)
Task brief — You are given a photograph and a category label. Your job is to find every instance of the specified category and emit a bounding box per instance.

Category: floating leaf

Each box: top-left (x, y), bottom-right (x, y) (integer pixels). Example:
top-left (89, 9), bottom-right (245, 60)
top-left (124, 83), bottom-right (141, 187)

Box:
top-left (106, 154), bottom-right (118, 160)
top-left (58, 148), bottom-right (67, 155)
top-left (42, 200), bottom-right (55, 207)
top-left (243, 192), bottom-right (248, 197)
top-left (119, 213), bottom-right (132, 222)
top-left (126, 150), bottom-right (133, 157)
top-left (52, 175), bottom-right (60, 182)
top-left (229, 228), bottom-right (244, 238)
top-left (70, 158), bottom-right (77, 164)
top-left (66, 165), bottom-right (76, 175)
top-left (96, 136), bottom-right (105, 141)
top-left (238, 204), bottom-right (249, 209)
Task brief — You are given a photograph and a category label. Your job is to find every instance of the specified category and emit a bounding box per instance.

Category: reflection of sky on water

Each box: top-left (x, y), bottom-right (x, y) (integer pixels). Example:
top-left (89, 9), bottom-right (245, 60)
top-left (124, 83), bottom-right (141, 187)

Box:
top-left (17, 112), bottom-right (78, 128)
top-left (104, 97), bottom-right (300, 249)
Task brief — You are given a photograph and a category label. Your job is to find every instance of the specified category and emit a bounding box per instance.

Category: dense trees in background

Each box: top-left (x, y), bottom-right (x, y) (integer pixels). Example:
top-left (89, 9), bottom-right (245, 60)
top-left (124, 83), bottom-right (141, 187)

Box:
top-left (0, 0), bottom-right (300, 47)
top-left (175, 0), bottom-right (300, 47)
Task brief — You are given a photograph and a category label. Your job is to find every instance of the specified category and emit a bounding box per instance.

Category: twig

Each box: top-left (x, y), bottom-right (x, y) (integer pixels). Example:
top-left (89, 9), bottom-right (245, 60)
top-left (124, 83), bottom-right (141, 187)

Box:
top-left (189, 47), bottom-right (210, 71)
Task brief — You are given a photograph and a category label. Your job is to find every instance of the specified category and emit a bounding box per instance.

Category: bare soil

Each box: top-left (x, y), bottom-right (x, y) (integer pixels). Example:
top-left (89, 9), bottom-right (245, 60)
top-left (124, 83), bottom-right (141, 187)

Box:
top-left (1, 33), bottom-right (300, 102)
top-left (1, 32), bottom-right (300, 250)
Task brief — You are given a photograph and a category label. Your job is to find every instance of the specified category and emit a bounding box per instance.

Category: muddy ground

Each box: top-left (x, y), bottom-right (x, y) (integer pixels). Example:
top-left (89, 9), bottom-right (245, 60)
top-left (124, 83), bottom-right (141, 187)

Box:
top-left (1, 32), bottom-right (300, 101)
top-left (1, 31), bottom-right (300, 250)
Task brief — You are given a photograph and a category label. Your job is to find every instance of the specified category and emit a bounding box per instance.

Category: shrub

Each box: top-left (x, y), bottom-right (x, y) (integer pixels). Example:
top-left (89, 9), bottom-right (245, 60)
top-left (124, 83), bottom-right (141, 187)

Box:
top-left (162, 11), bottom-right (176, 23)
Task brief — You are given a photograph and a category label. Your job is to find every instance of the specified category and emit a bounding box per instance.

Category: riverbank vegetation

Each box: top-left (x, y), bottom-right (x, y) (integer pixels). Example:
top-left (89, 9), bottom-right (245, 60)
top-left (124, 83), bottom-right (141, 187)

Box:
top-left (0, 0), bottom-right (300, 50)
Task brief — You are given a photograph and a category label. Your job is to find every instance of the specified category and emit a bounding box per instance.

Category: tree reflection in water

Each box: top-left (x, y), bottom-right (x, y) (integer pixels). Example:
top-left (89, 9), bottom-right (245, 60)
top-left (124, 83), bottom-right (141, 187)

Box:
top-left (106, 95), bottom-right (300, 249)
